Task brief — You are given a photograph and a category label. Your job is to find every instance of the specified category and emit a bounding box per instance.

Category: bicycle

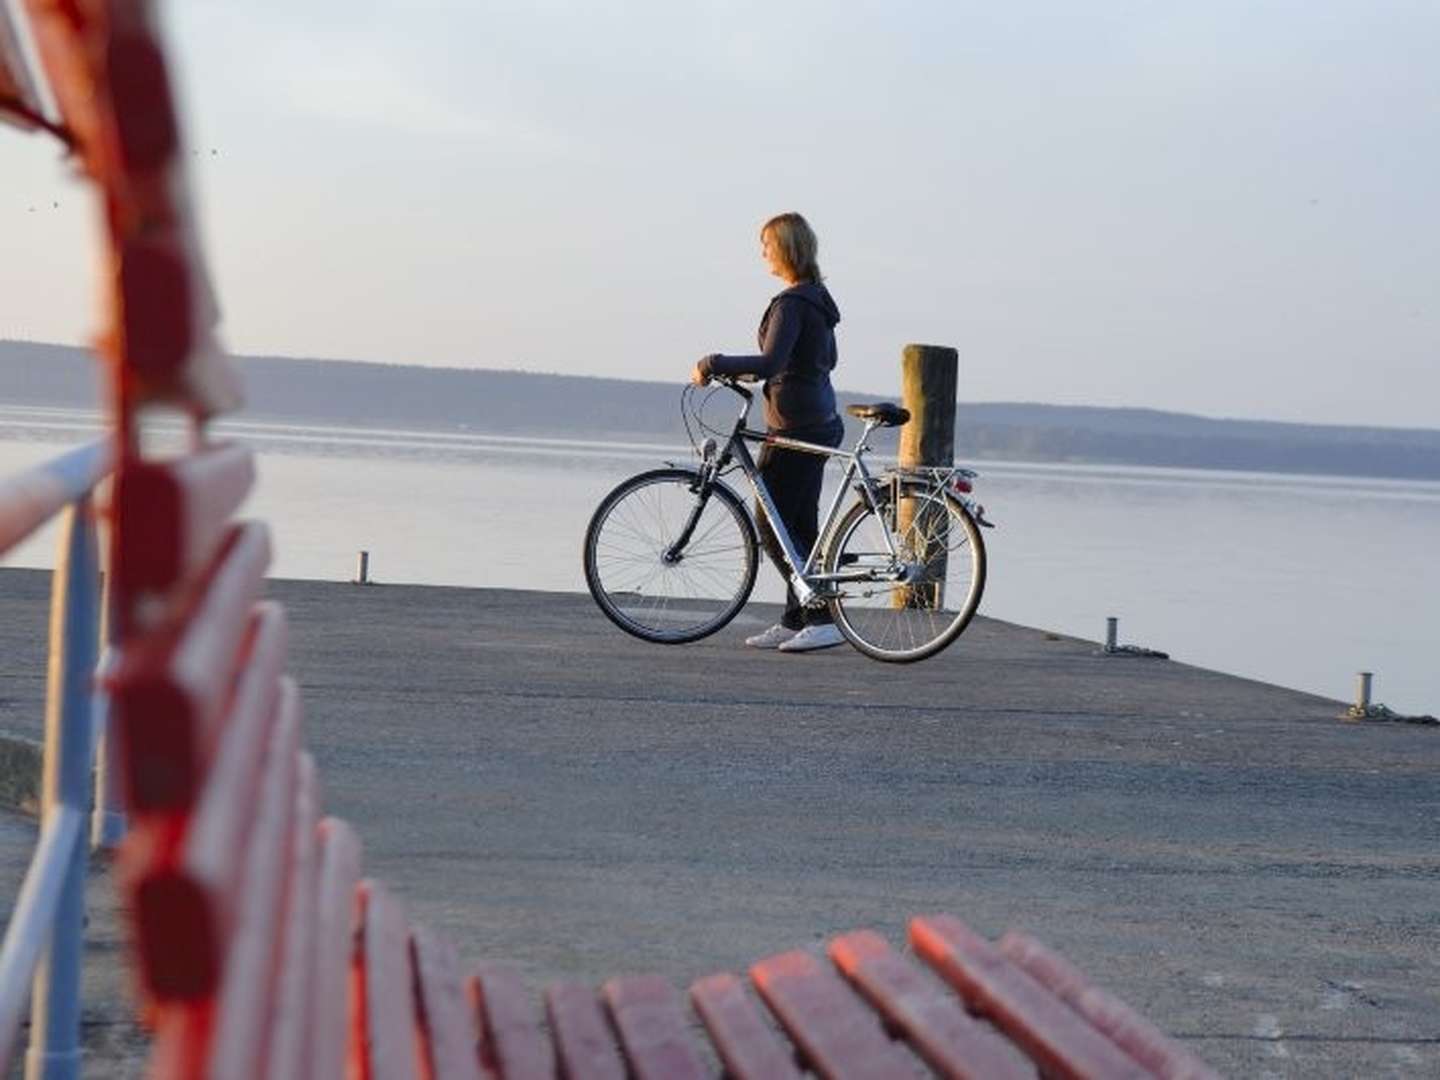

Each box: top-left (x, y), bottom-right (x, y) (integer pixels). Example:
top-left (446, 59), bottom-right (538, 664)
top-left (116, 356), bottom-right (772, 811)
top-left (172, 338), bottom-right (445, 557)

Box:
top-left (582, 375), bottom-right (993, 662)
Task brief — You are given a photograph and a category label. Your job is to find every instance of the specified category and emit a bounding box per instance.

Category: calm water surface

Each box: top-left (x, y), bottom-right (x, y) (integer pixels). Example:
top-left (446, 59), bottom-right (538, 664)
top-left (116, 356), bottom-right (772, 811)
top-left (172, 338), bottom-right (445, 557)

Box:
top-left (3, 405), bottom-right (1436, 714)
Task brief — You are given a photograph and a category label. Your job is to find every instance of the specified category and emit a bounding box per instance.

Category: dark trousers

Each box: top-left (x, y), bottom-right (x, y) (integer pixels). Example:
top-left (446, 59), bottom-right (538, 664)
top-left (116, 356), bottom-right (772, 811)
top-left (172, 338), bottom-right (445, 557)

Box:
top-left (755, 416), bottom-right (845, 630)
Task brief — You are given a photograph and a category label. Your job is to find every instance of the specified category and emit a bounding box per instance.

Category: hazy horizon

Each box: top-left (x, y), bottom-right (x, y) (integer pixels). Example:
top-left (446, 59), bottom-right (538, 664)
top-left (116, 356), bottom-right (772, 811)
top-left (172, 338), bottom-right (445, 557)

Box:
top-left (3, 2), bottom-right (1437, 430)
top-left (11, 342), bottom-right (1440, 452)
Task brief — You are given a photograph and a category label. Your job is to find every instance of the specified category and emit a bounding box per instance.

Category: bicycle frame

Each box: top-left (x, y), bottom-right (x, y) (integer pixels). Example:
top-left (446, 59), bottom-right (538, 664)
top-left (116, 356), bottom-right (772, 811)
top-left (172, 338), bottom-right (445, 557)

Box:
top-left (680, 380), bottom-right (902, 609)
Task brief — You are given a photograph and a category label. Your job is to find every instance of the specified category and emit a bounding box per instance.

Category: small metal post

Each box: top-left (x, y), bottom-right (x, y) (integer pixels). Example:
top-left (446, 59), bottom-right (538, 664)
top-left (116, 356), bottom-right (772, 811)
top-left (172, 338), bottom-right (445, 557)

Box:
top-left (1355, 671), bottom-right (1373, 713)
top-left (354, 550), bottom-right (370, 585)
top-left (1105, 617), bottom-right (1118, 653)
top-left (26, 498), bottom-right (100, 1080)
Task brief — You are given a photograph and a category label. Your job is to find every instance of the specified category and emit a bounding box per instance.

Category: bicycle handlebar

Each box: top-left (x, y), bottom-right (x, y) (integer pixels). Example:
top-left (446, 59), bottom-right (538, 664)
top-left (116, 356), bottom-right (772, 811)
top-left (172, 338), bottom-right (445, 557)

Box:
top-left (710, 373), bottom-right (757, 399)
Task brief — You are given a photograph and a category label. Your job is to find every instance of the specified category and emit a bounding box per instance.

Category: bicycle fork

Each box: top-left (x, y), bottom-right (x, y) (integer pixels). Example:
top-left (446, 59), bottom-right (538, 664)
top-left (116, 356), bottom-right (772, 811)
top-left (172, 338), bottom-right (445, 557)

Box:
top-left (662, 476), bottom-right (715, 565)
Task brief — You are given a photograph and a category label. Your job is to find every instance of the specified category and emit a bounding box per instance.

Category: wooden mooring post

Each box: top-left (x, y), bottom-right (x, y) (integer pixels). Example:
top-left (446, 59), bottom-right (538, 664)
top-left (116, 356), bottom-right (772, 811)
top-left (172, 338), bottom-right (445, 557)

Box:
top-left (896, 344), bottom-right (958, 609)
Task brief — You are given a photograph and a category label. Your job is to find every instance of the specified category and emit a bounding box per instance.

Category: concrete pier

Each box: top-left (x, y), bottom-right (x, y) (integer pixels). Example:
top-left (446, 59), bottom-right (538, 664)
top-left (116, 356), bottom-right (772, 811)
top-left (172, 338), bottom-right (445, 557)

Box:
top-left (1, 568), bottom-right (1437, 1075)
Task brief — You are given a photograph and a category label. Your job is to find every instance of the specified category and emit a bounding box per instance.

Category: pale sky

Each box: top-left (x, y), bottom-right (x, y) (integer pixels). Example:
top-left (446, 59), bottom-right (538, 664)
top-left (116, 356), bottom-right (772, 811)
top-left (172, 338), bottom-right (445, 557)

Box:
top-left (2, 0), bottom-right (1437, 427)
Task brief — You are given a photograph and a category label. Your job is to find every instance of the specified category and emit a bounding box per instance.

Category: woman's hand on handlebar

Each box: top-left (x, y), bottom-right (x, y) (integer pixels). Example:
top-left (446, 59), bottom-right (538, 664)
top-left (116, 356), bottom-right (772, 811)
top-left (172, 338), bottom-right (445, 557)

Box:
top-left (691, 360), bottom-right (755, 394)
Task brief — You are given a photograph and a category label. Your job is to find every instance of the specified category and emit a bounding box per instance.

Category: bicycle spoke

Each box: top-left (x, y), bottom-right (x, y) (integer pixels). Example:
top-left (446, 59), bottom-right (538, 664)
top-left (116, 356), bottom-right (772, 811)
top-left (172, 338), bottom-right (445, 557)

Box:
top-left (825, 489), bottom-right (985, 661)
top-left (585, 471), bottom-right (757, 642)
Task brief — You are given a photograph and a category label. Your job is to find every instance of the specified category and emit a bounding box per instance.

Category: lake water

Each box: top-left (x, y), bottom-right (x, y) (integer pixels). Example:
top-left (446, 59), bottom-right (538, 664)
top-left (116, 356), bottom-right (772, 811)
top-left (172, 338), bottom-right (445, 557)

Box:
top-left (3, 403), bottom-right (1436, 714)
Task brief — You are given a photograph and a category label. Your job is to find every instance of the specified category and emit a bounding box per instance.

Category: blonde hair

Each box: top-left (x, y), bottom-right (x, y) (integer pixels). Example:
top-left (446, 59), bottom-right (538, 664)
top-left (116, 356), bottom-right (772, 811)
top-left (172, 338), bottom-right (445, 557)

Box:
top-left (761, 212), bottom-right (822, 283)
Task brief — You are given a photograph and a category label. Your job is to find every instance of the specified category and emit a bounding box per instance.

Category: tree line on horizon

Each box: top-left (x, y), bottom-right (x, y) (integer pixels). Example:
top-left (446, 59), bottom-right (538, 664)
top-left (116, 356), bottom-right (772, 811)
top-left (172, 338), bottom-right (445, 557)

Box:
top-left (3, 340), bottom-right (1438, 481)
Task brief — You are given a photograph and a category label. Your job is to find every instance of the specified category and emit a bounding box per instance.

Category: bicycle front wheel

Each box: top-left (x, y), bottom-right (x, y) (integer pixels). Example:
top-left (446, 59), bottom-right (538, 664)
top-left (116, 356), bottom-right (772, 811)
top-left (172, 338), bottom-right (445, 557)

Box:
top-left (824, 487), bottom-right (986, 662)
top-left (584, 468), bottom-right (758, 643)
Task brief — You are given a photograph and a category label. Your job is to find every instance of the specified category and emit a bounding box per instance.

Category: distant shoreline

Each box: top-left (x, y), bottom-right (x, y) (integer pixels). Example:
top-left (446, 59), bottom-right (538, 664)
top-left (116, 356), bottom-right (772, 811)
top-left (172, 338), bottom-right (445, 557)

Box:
top-left (8, 402), bottom-right (1440, 496)
top-left (5, 339), bottom-right (1439, 481)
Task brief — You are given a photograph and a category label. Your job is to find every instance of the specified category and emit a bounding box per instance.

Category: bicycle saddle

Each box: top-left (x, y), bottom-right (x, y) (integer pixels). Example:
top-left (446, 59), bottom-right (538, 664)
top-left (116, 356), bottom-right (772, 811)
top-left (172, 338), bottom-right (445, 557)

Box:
top-left (845, 402), bottom-right (911, 426)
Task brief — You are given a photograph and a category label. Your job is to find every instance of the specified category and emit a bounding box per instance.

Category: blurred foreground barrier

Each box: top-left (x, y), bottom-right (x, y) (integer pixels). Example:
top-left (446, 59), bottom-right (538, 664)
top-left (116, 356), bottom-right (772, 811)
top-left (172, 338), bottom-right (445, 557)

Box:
top-left (0, 445), bottom-right (113, 1076)
top-left (1, 2), bottom-right (1220, 1076)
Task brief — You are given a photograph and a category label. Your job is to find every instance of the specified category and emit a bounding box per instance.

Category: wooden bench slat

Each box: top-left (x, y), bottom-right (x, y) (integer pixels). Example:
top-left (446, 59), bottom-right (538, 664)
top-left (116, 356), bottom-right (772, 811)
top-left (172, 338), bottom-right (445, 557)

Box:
top-left (468, 966), bottom-right (554, 1080)
top-left (8, 3), bottom-right (101, 153)
top-left (104, 16), bottom-right (178, 173)
top-left (690, 972), bottom-right (802, 1080)
top-left (749, 949), bottom-right (915, 1080)
top-left (998, 932), bottom-right (1220, 1080)
top-left (120, 602), bottom-right (285, 997)
top-left (311, 817), bottom-right (363, 1080)
top-left (602, 974), bottom-right (707, 1080)
top-left (177, 602), bottom-right (287, 866)
top-left (100, 2), bottom-right (243, 417)
top-left (544, 981), bottom-right (627, 1080)
top-left (115, 236), bottom-right (232, 400)
top-left (351, 878), bottom-right (420, 1080)
top-left (910, 916), bottom-right (1150, 1080)
top-left (265, 752), bottom-right (322, 1080)
top-left (411, 926), bottom-right (484, 1080)
top-left (114, 443), bottom-right (256, 594)
top-left (135, 685), bottom-right (300, 1073)
top-left (202, 679), bottom-right (302, 1079)
top-left (828, 930), bottom-right (1033, 1080)
top-left (112, 520), bottom-right (270, 811)
top-left (145, 1001), bottom-right (211, 1078)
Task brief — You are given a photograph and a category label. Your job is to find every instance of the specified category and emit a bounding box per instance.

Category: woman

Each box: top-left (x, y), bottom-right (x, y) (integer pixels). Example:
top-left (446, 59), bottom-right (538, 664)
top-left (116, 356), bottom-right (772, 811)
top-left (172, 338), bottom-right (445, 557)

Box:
top-left (692, 212), bottom-right (846, 653)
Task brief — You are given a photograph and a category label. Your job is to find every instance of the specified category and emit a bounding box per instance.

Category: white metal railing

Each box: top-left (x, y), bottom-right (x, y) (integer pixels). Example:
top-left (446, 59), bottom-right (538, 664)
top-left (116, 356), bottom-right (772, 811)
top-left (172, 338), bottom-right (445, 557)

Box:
top-left (0, 440), bottom-right (117, 1078)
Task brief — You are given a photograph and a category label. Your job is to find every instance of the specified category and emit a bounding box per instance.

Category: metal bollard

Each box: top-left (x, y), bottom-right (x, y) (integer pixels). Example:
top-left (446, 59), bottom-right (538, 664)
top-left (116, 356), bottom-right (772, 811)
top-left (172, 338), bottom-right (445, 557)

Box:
top-left (1105, 617), bottom-right (1118, 653)
top-left (1355, 671), bottom-right (1373, 712)
top-left (354, 550), bottom-right (370, 585)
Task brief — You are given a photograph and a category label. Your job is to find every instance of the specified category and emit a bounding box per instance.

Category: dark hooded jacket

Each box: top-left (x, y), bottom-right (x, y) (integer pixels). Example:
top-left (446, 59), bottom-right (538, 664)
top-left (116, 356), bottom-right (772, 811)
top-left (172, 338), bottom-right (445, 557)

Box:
top-left (700, 282), bottom-right (840, 432)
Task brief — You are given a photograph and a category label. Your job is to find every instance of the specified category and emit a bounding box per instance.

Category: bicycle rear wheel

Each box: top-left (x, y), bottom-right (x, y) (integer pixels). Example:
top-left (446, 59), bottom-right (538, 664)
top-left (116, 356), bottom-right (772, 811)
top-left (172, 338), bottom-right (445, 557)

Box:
top-left (584, 468), bottom-right (758, 643)
top-left (824, 486), bottom-right (986, 662)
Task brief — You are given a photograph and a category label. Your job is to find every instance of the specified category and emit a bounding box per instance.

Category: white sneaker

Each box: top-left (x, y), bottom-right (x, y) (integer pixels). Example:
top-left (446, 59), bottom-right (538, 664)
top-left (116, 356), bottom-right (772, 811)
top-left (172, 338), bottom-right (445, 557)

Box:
top-left (776, 624), bottom-right (846, 653)
top-left (745, 624), bottom-right (798, 649)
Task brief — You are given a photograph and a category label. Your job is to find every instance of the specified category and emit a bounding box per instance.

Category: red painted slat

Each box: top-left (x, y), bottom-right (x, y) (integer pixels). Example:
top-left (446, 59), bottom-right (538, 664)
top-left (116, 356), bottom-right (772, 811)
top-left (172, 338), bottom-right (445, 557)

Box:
top-left (128, 684), bottom-right (301, 1073)
top-left (828, 930), bottom-right (1033, 1080)
top-left (110, 520), bottom-right (271, 811)
top-left (311, 818), bottom-right (363, 1080)
top-left (544, 982), bottom-right (626, 1080)
top-left (114, 442), bottom-right (255, 594)
top-left (145, 1000), bottom-right (212, 1079)
top-left (350, 879), bottom-right (420, 1080)
top-left (690, 972), bottom-right (801, 1080)
top-left (117, 234), bottom-right (195, 381)
top-left (999, 932), bottom-right (1220, 1080)
top-left (110, 236), bottom-right (240, 415)
top-left (15, 0), bottom-right (102, 154)
top-left (412, 927), bottom-right (483, 1080)
top-left (910, 916), bottom-right (1150, 1080)
top-left (105, 19), bottom-right (178, 173)
top-left (98, 3), bottom-right (241, 417)
top-left (468, 966), bottom-right (553, 1080)
top-left (602, 974), bottom-right (707, 1080)
top-left (265, 752), bottom-right (323, 1080)
top-left (122, 602), bottom-right (285, 998)
top-left (201, 679), bottom-right (301, 1080)
top-left (749, 949), bottom-right (915, 1079)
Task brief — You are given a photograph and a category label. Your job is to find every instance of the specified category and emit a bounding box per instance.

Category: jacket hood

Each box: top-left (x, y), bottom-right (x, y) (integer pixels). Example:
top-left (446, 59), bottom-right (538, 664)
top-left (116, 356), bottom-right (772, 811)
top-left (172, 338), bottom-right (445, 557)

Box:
top-left (780, 281), bottom-right (840, 328)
